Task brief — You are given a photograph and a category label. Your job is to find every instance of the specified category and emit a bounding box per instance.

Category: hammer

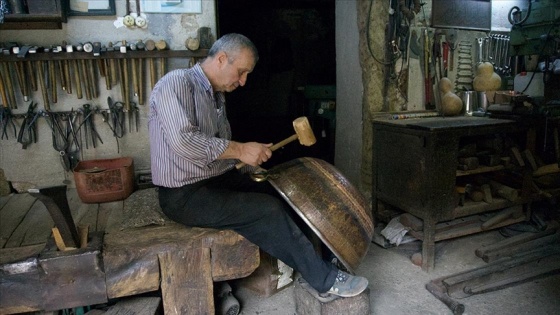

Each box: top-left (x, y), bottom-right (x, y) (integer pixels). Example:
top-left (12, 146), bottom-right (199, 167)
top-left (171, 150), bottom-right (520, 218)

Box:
top-left (235, 116), bottom-right (316, 169)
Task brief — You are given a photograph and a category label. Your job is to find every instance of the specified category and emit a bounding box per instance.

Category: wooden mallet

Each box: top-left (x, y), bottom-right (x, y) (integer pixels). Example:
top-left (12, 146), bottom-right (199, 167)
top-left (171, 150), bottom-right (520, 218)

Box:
top-left (236, 116), bottom-right (316, 169)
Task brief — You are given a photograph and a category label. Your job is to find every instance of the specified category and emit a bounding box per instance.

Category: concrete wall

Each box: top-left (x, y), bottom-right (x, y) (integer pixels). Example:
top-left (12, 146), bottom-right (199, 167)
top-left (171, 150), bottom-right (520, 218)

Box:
top-left (0, 1), bottom-right (216, 187)
top-left (334, 0), bottom-right (362, 188)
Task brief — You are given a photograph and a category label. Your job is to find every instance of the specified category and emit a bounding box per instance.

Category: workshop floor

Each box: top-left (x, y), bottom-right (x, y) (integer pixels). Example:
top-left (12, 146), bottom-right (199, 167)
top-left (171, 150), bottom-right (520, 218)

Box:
top-left (232, 229), bottom-right (560, 315)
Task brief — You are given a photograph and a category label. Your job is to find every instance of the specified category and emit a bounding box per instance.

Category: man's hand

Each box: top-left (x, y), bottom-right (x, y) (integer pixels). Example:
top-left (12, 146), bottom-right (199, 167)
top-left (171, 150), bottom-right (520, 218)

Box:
top-left (220, 141), bottom-right (272, 166)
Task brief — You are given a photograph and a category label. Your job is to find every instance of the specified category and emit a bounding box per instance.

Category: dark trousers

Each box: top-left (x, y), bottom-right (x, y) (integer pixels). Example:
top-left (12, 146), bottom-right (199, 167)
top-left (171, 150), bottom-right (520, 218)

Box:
top-left (158, 170), bottom-right (338, 293)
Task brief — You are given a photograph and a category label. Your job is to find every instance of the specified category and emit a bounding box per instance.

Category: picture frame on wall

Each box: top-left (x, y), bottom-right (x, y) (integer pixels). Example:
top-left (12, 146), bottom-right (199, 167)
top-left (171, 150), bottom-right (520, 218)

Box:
top-left (141, 0), bottom-right (202, 14)
top-left (68, 0), bottom-right (116, 16)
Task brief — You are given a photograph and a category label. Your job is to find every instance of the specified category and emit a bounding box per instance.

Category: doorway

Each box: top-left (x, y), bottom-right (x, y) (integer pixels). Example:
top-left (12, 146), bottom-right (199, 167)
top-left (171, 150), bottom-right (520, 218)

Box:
top-left (216, 0), bottom-right (336, 165)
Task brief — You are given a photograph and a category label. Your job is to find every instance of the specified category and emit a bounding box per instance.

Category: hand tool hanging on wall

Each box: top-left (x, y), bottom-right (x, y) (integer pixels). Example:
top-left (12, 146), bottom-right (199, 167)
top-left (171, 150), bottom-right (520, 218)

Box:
top-left (17, 101), bottom-right (39, 149)
top-left (14, 47), bottom-right (29, 101)
top-left (60, 112), bottom-right (81, 170)
top-left (66, 43), bottom-right (82, 99)
top-left (145, 39), bottom-right (157, 89)
top-left (60, 41), bottom-right (72, 94)
top-left (76, 104), bottom-right (103, 149)
top-left (129, 41), bottom-right (139, 98)
top-left (36, 60), bottom-right (50, 110)
top-left (441, 41), bottom-right (449, 77)
top-left (101, 44), bottom-right (112, 90)
top-left (446, 29), bottom-right (457, 72)
top-left (0, 60), bottom-right (16, 109)
top-left (123, 0), bottom-right (135, 27)
top-left (0, 106), bottom-right (16, 140)
top-left (103, 97), bottom-right (125, 140)
top-left (433, 33), bottom-right (442, 81)
top-left (156, 40), bottom-right (168, 81)
top-left (48, 51), bottom-right (58, 104)
top-left (422, 28), bottom-right (433, 109)
top-left (118, 40), bottom-right (133, 132)
top-left (45, 111), bottom-right (72, 171)
top-left (107, 42), bottom-right (118, 89)
top-left (0, 62), bottom-right (10, 108)
top-left (83, 42), bottom-right (98, 99)
top-left (136, 40), bottom-right (146, 105)
top-left (134, 0), bottom-right (147, 27)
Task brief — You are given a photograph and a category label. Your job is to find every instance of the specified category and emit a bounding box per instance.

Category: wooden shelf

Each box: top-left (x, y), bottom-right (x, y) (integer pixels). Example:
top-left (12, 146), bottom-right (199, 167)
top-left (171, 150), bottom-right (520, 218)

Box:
top-left (0, 0), bottom-right (66, 30)
top-left (453, 197), bottom-right (530, 218)
top-left (456, 165), bottom-right (506, 177)
top-left (0, 50), bottom-right (209, 62)
top-left (407, 214), bottom-right (527, 242)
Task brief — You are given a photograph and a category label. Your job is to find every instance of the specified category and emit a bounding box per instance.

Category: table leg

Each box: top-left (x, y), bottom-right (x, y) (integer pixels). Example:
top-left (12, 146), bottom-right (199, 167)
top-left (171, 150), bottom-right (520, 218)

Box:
top-left (422, 217), bottom-right (437, 272)
top-left (158, 241), bottom-right (214, 314)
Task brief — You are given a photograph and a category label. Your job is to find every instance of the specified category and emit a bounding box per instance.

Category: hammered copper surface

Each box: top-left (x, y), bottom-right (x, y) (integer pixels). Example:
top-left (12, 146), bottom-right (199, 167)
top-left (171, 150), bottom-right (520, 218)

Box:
top-left (269, 157), bottom-right (374, 272)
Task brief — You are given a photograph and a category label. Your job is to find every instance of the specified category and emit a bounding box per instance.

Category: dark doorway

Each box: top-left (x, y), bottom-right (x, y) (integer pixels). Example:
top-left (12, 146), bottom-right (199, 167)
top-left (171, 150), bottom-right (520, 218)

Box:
top-left (216, 0), bottom-right (336, 166)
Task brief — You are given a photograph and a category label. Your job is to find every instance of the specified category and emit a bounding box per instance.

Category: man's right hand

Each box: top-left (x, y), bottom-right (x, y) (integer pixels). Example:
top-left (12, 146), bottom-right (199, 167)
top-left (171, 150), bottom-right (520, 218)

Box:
top-left (220, 141), bottom-right (273, 167)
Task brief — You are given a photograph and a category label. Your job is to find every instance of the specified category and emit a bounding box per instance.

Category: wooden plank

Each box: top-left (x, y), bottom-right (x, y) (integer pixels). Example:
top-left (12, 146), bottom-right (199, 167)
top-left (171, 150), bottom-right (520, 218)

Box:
top-left (104, 201), bottom-right (126, 233)
top-left (104, 297), bottom-right (162, 315)
top-left (0, 193), bottom-right (37, 248)
top-left (475, 228), bottom-right (558, 258)
top-left (480, 233), bottom-right (560, 263)
top-left (0, 243), bottom-right (44, 265)
top-left (97, 201), bottom-right (122, 232)
top-left (0, 193), bottom-right (12, 210)
top-left (103, 224), bottom-right (259, 299)
top-left (39, 232), bottom-right (108, 311)
top-left (408, 215), bottom-right (527, 242)
top-left (4, 197), bottom-right (53, 248)
top-left (74, 203), bottom-right (99, 231)
top-left (442, 245), bottom-right (560, 298)
top-left (159, 243), bottom-right (213, 315)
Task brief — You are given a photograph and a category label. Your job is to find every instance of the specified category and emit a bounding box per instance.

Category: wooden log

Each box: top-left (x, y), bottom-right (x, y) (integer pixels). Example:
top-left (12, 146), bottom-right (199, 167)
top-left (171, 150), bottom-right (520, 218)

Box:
top-left (478, 232), bottom-right (560, 263)
top-left (294, 277), bottom-right (370, 315)
top-left (481, 205), bottom-right (522, 230)
top-left (533, 164), bottom-right (560, 177)
top-left (481, 184), bottom-right (492, 203)
top-left (0, 193), bottom-right (37, 247)
top-left (104, 297), bottom-right (162, 315)
top-left (442, 245), bottom-right (560, 298)
top-left (475, 228), bottom-right (557, 259)
top-left (158, 241), bottom-right (213, 314)
top-left (488, 180), bottom-right (518, 201)
top-left (523, 149), bottom-right (538, 171)
top-left (0, 233), bottom-right (107, 313)
top-left (236, 250), bottom-right (294, 297)
top-left (4, 197), bottom-right (53, 248)
top-left (426, 280), bottom-right (465, 315)
top-left (511, 147), bottom-right (525, 166)
top-left (103, 224), bottom-right (259, 299)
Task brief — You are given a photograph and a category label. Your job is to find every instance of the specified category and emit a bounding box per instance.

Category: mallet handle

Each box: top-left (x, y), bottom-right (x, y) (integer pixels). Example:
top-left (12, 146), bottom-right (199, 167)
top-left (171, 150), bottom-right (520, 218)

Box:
top-left (235, 134), bottom-right (298, 169)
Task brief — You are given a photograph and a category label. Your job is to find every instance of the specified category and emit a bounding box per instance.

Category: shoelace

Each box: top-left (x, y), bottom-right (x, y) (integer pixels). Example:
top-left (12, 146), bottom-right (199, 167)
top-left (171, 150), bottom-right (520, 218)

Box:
top-left (334, 271), bottom-right (349, 284)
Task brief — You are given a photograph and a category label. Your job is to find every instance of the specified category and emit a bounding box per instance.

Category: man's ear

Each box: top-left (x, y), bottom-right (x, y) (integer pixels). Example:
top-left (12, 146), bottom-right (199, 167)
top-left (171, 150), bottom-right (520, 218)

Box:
top-left (216, 51), bottom-right (228, 68)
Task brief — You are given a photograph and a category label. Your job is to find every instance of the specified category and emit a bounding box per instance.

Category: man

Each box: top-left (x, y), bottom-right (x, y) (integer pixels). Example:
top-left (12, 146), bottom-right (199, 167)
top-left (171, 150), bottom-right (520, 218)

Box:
top-left (148, 33), bottom-right (368, 301)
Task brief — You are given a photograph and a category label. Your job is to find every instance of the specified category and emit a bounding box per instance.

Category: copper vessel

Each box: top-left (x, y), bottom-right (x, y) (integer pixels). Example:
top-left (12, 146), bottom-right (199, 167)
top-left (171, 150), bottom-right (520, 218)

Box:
top-left (269, 157), bottom-right (374, 272)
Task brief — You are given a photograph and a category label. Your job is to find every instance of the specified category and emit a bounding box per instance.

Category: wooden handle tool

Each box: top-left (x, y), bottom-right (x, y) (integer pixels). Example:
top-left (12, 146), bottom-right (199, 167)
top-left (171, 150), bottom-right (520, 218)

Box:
top-left (236, 116), bottom-right (316, 169)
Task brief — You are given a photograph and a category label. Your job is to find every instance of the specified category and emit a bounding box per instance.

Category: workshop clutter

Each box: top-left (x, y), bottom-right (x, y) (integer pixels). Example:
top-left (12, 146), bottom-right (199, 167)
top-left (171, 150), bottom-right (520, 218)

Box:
top-left (73, 157), bottom-right (134, 203)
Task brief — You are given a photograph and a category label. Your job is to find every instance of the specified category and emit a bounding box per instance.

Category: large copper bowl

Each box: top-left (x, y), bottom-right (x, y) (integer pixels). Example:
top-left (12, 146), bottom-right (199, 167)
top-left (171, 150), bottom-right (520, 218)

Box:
top-left (269, 157), bottom-right (374, 272)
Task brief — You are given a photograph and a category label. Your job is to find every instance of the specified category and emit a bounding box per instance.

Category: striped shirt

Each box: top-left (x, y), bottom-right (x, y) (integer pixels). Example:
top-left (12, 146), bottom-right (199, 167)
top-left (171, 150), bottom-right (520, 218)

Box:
top-left (148, 64), bottom-right (235, 187)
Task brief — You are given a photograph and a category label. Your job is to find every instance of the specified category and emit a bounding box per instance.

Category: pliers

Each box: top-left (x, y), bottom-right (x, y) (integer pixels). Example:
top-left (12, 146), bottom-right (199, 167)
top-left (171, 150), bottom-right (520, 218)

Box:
top-left (17, 101), bottom-right (39, 149)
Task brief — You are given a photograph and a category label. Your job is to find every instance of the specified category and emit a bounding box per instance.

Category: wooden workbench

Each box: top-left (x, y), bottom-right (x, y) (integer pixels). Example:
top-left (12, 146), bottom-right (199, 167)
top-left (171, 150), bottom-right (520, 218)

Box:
top-left (0, 188), bottom-right (259, 314)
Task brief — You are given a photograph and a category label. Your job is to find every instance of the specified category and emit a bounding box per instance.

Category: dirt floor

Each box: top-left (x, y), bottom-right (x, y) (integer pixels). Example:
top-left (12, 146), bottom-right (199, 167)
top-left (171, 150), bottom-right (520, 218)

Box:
top-left (232, 216), bottom-right (560, 315)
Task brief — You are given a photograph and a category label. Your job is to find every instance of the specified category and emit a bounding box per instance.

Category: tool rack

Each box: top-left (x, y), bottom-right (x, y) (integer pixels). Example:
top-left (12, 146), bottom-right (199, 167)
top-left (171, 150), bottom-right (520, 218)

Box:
top-left (0, 49), bottom-right (209, 62)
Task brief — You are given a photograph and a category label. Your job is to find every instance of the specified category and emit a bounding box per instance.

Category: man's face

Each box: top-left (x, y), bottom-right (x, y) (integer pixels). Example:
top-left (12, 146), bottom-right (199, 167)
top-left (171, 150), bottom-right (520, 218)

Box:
top-left (216, 48), bottom-right (255, 92)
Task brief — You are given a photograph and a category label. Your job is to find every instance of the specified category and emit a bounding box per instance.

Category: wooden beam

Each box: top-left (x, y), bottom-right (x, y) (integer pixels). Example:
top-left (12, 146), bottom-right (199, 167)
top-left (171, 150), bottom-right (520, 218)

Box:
top-left (159, 241), bottom-right (213, 314)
